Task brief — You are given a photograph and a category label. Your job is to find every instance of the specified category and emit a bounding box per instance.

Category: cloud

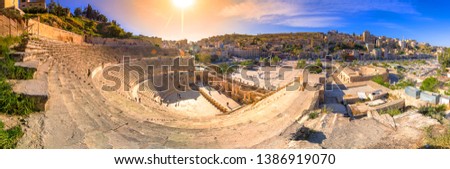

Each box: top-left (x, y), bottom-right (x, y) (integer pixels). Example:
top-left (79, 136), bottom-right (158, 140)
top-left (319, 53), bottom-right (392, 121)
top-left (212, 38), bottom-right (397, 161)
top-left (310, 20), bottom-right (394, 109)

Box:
top-left (277, 17), bottom-right (342, 28)
top-left (220, 0), bottom-right (298, 21)
top-left (220, 0), bottom-right (418, 28)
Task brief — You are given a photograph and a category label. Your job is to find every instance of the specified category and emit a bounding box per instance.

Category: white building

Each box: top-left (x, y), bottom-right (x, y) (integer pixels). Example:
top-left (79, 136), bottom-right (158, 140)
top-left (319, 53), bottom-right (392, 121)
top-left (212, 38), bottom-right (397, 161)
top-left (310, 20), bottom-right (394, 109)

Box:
top-left (399, 40), bottom-right (406, 50)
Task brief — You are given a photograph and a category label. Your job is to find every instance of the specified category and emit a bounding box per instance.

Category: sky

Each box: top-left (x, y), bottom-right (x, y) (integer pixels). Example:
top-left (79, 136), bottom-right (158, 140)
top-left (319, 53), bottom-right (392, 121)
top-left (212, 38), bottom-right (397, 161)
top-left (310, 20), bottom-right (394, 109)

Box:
top-left (57, 0), bottom-right (450, 46)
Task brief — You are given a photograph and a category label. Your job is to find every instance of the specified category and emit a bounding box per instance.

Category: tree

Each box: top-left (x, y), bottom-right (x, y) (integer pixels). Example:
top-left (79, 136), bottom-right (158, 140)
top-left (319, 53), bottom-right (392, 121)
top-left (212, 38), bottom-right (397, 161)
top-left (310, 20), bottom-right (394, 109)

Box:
top-left (218, 63), bottom-right (236, 75)
top-left (270, 55), bottom-right (281, 65)
top-left (420, 77), bottom-right (439, 92)
top-left (196, 53), bottom-right (211, 64)
top-left (297, 59), bottom-right (306, 69)
top-left (315, 58), bottom-right (323, 68)
top-left (85, 4), bottom-right (93, 19)
top-left (97, 14), bottom-right (108, 22)
top-left (74, 7), bottom-right (82, 17)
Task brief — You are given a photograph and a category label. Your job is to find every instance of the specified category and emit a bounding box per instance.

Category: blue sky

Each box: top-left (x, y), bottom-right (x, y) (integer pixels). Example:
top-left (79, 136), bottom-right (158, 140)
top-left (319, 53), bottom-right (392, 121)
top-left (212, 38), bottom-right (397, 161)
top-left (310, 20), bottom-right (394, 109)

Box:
top-left (57, 0), bottom-right (450, 46)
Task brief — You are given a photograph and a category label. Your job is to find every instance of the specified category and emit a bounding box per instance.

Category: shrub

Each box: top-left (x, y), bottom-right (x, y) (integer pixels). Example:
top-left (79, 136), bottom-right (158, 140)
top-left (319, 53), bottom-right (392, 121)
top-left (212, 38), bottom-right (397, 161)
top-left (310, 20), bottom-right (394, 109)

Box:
top-left (309, 112), bottom-right (320, 119)
top-left (297, 59), bottom-right (306, 69)
top-left (420, 77), bottom-right (439, 92)
top-left (418, 105), bottom-right (447, 124)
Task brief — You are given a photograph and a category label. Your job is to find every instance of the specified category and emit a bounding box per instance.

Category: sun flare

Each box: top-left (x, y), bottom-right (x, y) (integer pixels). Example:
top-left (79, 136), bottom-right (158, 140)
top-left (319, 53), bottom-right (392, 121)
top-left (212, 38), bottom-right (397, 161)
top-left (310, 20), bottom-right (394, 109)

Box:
top-left (172, 0), bottom-right (195, 9)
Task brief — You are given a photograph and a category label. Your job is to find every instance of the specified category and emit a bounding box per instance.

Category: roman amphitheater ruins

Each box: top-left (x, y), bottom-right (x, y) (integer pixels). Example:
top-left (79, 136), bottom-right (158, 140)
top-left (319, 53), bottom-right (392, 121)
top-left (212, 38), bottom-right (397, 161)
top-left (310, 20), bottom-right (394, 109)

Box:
top-left (4, 15), bottom-right (443, 149)
top-left (10, 36), bottom-right (322, 149)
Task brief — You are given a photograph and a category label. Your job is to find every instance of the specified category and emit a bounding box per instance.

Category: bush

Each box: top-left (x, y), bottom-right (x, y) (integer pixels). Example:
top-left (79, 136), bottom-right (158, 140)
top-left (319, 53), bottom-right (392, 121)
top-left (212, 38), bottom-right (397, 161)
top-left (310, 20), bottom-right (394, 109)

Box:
top-left (420, 77), bottom-right (439, 92)
top-left (309, 112), bottom-right (320, 119)
top-left (297, 59), bottom-right (306, 69)
top-left (0, 120), bottom-right (24, 149)
top-left (418, 105), bottom-right (447, 123)
top-left (0, 9), bottom-right (24, 23)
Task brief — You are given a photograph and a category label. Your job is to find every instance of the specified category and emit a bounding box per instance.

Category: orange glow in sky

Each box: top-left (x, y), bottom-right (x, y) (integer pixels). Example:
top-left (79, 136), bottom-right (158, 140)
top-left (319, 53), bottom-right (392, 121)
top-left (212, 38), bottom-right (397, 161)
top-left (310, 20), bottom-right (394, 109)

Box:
top-left (172, 0), bottom-right (195, 9)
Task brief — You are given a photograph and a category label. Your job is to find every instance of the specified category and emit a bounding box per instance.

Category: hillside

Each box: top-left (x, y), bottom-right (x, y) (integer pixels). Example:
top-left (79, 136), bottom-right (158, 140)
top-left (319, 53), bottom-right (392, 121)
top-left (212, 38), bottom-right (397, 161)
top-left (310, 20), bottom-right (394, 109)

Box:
top-left (25, 13), bottom-right (132, 39)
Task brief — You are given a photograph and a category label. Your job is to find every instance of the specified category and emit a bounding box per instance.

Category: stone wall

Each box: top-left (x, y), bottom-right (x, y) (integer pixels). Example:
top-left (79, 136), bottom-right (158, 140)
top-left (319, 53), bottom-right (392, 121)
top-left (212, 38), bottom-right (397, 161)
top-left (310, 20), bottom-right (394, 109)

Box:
top-left (27, 19), bottom-right (84, 44)
top-left (0, 15), bottom-right (24, 37)
top-left (85, 37), bottom-right (163, 46)
top-left (0, 14), bottom-right (84, 43)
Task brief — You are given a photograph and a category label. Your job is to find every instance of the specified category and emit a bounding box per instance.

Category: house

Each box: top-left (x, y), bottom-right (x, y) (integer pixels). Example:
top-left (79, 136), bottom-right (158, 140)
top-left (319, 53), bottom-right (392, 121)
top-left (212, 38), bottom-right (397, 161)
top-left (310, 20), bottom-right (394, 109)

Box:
top-left (19, 0), bottom-right (46, 10)
top-left (368, 90), bottom-right (388, 101)
top-left (405, 86), bottom-right (421, 99)
top-left (439, 95), bottom-right (450, 106)
top-left (420, 91), bottom-right (441, 104)
top-left (1, 0), bottom-right (19, 9)
top-left (337, 66), bottom-right (388, 84)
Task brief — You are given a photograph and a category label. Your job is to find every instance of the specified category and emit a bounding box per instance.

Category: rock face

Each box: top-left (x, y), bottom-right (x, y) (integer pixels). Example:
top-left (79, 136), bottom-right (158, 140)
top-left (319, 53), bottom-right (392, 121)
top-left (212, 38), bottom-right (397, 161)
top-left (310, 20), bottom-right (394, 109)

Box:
top-left (394, 111), bottom-right (440, 129)
top-left (322, 118), bottom-right (393, 149)
top-left (319, 110), bottom-right (440, 149)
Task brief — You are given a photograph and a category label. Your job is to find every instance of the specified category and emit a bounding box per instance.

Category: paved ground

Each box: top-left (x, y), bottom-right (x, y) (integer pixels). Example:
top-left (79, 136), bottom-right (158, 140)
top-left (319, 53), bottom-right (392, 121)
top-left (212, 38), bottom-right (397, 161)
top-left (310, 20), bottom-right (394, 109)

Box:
top-left (199, 86), bottom-right (240, 111)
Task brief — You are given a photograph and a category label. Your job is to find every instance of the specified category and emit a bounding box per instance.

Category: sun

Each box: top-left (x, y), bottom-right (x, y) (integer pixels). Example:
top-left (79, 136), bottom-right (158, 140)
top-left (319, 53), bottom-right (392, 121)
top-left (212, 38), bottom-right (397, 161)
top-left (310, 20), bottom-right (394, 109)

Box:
top-left (172, 0), bottom-right (195, 9)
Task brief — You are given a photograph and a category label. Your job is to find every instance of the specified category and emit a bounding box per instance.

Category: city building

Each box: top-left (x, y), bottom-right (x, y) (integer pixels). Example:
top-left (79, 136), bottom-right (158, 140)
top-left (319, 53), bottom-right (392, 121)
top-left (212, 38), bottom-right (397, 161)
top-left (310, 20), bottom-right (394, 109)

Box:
top-left (405, 86), bottom-right (421, 99)
top-left (231, 47), bottom-right (262, 59)
top-left (399, 40), bottom-right (406, 50)
top-left (366, 43), bottom-right (374, 52)
top-left (19, 0), bottom-right (46, 10)
top-left (371, 48), bottom-right (382, 58)
top-left (363, 31), bottom-right (371, 43)
top-left (439, 95), bottom-right (450, 106)
top-left (420, 91), bottom-right (440, 104)
top-left (338, 66), bottom-right (389, 83)
top-left (1, 0), bottom-right (19, 8)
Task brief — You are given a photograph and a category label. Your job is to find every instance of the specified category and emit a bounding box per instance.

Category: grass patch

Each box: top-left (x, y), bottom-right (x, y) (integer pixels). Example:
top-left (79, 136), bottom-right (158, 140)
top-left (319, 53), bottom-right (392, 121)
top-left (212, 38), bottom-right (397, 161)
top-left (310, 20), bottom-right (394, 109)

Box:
top-left (0, 120), bottom-right (24, 149)
top-left (0, 36), bottom-right (35, 80)
top-left (379, 108), bottom-right (403, 117)
top-left (424, 126), bottom-right (450, 149)
top-left (0, 79), bottom-right (38, 115)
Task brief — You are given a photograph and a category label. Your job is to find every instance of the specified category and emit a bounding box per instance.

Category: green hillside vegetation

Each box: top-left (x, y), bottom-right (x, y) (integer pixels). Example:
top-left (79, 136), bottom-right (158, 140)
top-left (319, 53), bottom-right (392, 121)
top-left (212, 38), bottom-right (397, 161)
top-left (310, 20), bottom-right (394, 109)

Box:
top-left (23, 3), bottom-right (133, 39)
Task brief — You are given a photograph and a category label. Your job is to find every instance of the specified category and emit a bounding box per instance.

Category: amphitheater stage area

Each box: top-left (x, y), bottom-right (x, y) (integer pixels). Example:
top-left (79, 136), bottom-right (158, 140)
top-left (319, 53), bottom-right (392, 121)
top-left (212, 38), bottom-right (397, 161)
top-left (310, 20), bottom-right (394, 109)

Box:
top-left (164, 90), bottom-right (222, 117)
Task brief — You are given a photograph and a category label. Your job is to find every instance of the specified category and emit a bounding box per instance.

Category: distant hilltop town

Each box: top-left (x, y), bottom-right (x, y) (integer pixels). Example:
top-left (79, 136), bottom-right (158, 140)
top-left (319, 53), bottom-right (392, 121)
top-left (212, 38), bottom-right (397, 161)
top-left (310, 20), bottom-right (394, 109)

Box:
top-left (191, 31), bottom-right (444, 62)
